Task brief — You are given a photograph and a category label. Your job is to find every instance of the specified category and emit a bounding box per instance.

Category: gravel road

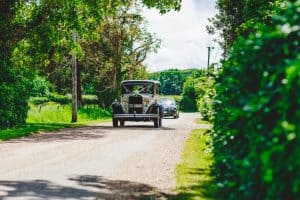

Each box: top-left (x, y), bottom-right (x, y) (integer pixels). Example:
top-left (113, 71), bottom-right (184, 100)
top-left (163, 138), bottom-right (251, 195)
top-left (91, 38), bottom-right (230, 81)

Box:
top-left (0, 113), bottom-right (203, 200)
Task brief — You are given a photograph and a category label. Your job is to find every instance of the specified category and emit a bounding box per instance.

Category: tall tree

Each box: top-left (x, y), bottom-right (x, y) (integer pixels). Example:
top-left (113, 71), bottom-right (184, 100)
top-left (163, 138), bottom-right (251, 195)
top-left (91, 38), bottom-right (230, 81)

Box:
top-left (0, 0), bottom-right (181, 129)
top-left (81, 3), bottom-right (160, 106)
top-left (207, 0), bottom-right (284, 56)
top-left (0, 1), bottom-right (34, 129)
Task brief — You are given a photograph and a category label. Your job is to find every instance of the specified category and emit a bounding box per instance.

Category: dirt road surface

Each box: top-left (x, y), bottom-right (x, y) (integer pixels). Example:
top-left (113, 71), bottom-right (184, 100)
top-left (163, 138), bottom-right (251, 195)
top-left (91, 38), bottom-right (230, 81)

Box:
top-left (0, 113), bottom-right (204, 200)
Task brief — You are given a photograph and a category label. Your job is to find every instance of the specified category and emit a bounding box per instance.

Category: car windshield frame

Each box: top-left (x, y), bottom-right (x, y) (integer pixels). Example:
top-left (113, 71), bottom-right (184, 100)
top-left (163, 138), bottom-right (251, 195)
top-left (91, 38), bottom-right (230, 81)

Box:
top-left (121, 82), bottom-right (155, 94)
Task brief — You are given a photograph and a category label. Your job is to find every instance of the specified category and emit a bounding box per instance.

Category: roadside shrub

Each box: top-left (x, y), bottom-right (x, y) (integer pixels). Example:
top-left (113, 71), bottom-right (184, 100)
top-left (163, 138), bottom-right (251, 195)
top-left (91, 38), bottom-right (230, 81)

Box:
top-left (48, 93), bottom-right (71, 105)
top-left (82, 95), bottom-right (99, 105)
top-left (31, 76), bottom-right (53, 97)
top-left (213, 1), bottom-right (300, 199)
top-left (197, 75), bottom-right (216, 121)
top-left (0, 71), bottom-right (31, 129)
top-left (29, 97), bottom-right (50, 106)
top-left (30, 94), bottom-right (99, 106)
top-left (180, 96), bottom-right (197, 112)
top-left (180, 73), bottom-right (216, 120)
top-left (180, 77), bottom-right (198, 112)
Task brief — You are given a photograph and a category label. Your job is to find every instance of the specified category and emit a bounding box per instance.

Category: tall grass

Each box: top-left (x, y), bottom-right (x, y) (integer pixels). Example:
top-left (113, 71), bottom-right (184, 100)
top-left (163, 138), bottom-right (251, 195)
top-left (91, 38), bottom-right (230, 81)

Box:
top-left (172, 122), bottom-right (215, 199)
top-left (27, 102), bottom-right (111, 123)
top-left (0, 102), bottom-right (112, 141)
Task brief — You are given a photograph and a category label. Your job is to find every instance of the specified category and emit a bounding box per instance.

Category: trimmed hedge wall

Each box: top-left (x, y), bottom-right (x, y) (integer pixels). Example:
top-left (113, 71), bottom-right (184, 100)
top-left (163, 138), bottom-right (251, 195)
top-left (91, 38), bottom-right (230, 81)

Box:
top-left (212, 1), bottom-right (300, 199)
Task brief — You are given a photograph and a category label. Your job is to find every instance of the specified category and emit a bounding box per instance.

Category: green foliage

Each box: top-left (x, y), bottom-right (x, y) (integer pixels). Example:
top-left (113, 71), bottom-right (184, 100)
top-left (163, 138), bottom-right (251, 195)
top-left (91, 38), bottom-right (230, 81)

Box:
top-left (29, 97), bottom-right (50, 106)
top-left (150, 69), bottom-right (184, 95)
top-left (81, 4), bottom-right (160, 107)
top-left (31, 76), bottom-right (53, 97)
top-left (212, 1), bottom-right (300, 199)
top-left (0, 101), bottom-right (111, 141)
top-left (196, 75), bottom-right (216, 121)
top-left (29, 95), bottom-right (99, 106)
top-left (0, 75), bottom-right (31, 129)
top-left (180, 77), bottom-right (198, 112)
top-left (142, 0), bottom-right (181, 14)
top-left (48, 93), bottom-right (71, 105)
top-left (27, 102), bottom-right (111, 124)
top-left (149, 68), bottom-right (205, 95)
top-left (208, 0), bottom-right (284, 55)
top-left (0, 0), bottom-right (181, 130)
top-left (0, 1), bottom-right (32, 129)
top-left (81, 95), bottom-right (99, 105)
top-left (179, 71), bottom-right (215, 117)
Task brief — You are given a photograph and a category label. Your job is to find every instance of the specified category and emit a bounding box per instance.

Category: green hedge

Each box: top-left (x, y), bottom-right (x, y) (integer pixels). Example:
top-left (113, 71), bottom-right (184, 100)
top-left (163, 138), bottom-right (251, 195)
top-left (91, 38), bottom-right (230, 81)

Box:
top-left (213, 1), bottom-right (300, 199)
top-left (180, 73), bottom-right (216, 120)
top-left (180, 77), bottom-right (199, 112)
top-left (197, 75), bottom-right (215, 121)
top-left (0, 72), bottom-right (30, 129)
top-left (30, 94), bottom-right (99, 106)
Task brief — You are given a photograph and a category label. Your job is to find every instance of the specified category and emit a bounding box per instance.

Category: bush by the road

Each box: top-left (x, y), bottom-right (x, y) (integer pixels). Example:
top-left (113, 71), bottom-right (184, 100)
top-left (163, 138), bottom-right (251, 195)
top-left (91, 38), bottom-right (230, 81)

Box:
top-left (31, 76), bottom-right (53, 97)
top-left (30, 94), bottom-right (99, 106)
top-left (212, 1), bottom-right (300, 199)
top-left (0, 72), bottom-right (31, 129)
top-left (197, 75), bottom-right (215, 121)
top-left (180, 77), bottom-right (198, 112)
top-left (180, 73), bottom-right (215, 121)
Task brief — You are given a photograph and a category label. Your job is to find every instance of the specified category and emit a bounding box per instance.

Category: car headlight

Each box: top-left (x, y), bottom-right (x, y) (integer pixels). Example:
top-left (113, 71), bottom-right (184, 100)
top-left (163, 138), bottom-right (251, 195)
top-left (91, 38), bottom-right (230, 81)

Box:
top-left (143, 97), bottom-right (150, 105)
top-left (121, 98), bottom-right (128, 104)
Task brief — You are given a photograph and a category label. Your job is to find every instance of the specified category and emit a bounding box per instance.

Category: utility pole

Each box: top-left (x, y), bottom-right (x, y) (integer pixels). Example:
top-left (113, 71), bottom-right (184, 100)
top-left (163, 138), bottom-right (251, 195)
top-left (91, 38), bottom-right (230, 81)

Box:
top-left (71, 32), bottom-right (78, 123)
top-left (207, 46), bottom-right (215, 70)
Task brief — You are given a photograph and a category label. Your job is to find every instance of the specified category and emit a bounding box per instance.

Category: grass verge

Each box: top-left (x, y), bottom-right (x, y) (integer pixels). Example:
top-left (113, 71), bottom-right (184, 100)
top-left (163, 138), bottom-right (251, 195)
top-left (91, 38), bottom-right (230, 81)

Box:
top-left (0, 102), bottom-right (111, 141)
top-left (171, 123), bottom-right (215, 200)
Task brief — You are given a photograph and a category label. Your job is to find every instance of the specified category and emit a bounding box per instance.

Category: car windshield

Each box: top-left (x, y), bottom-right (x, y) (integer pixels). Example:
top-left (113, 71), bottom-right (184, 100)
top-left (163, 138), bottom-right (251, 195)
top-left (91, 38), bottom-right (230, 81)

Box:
top-left (158, 98), bottom-right (176, 106)
top-left (121, 83), bottom-right (154, 94)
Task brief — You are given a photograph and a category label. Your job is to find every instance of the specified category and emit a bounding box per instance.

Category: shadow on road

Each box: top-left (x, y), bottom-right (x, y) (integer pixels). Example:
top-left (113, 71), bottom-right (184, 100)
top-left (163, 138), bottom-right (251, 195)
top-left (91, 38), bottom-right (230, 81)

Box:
top-left (5, 126), bottom-right (106, 144)
top-left (0, 179), bottom-right (97, 200)
top-left (4, 124), bottom-right (176, 144)
top-left (0, 176), bottom-right (168, 200)
top-left (0, 174), bottom-right (215, 199)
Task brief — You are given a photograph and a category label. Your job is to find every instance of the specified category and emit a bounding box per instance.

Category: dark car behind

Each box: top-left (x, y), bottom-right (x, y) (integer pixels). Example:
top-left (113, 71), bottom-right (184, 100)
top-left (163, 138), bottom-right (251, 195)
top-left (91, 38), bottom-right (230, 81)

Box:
top-left (158, 97), bottom-right (179, 119)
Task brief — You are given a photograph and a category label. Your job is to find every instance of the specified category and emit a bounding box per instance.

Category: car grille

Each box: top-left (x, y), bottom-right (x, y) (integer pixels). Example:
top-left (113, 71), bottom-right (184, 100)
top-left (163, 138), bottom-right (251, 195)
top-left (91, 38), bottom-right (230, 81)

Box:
top-left (129, 95), bottom-right (143, 114)
top-left (163, 107), bottom-right (170, 111)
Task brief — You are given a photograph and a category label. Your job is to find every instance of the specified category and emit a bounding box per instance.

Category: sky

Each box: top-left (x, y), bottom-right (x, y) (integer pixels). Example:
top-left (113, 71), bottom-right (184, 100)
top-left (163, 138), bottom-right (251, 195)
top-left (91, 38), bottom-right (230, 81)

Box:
top-left (143, 0), bottom-right (221, 72)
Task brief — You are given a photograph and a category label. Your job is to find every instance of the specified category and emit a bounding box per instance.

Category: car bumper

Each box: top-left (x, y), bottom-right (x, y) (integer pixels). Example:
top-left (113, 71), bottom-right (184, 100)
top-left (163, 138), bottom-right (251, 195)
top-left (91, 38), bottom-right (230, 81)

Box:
top-left (162, 110), bottom-right (177, 117)
top-left (113, 113), bottom-right (160, 121)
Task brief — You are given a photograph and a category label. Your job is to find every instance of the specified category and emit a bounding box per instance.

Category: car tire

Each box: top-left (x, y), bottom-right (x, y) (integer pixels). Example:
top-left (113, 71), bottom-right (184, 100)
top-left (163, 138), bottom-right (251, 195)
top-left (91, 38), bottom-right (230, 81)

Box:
top-left (154, 118), bottom-right (159, 128)
top-left (113, 118), bottom-right (118, 127)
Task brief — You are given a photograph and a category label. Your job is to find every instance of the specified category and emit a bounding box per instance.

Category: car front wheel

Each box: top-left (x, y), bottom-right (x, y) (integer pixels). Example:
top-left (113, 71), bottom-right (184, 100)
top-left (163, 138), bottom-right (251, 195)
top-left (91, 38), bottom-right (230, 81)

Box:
top-left (113, 118), bottom-right (118, 127)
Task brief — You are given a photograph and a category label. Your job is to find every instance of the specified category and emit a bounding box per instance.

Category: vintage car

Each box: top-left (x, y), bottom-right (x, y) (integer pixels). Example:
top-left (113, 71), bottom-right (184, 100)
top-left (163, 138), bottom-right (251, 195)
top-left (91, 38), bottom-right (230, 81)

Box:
top-left (158, 97), bottom-right (179, 119)
top-left (111, 80), bottom-right (163, 128)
